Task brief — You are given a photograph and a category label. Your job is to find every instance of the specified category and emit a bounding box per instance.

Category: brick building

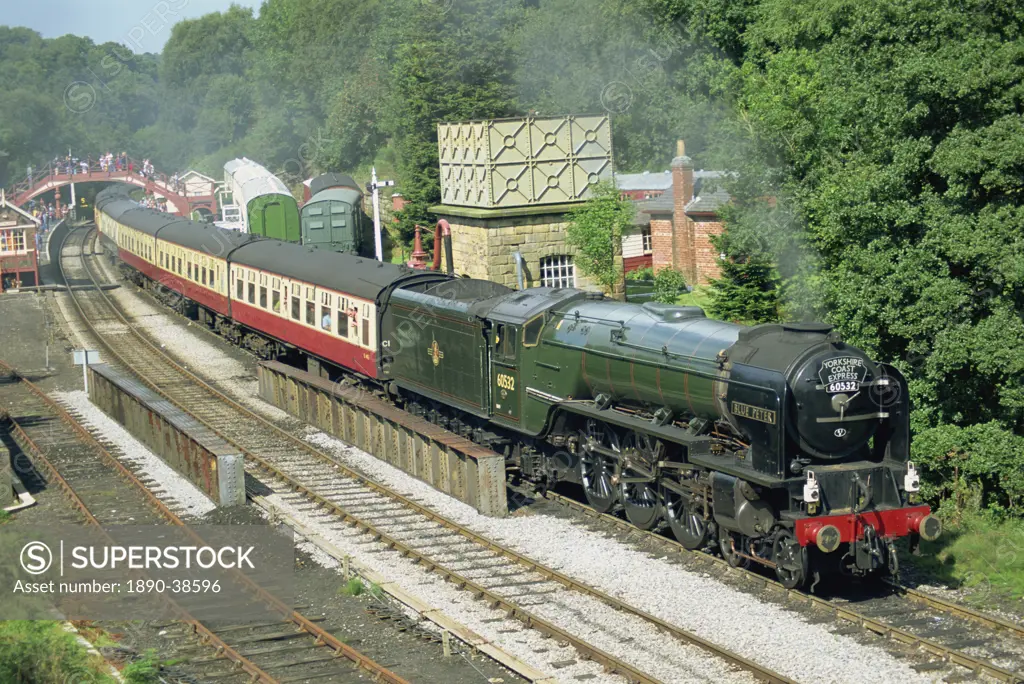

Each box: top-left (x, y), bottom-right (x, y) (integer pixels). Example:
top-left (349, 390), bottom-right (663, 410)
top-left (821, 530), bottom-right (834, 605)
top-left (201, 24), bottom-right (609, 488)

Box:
top-left (0, 190), bottom-right (41, 292)
top-left (629, 141), bottom-right (731, 284)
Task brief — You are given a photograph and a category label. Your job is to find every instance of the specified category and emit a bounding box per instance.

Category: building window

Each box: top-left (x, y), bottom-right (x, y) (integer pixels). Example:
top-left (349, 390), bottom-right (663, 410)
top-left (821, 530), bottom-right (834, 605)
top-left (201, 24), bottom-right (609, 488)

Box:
top-left (0, 230), bottom-right (26, 252)
top-left (539, 255), bottom-right (575, 289)
top-left (642, 226), bottom-right (652, 254)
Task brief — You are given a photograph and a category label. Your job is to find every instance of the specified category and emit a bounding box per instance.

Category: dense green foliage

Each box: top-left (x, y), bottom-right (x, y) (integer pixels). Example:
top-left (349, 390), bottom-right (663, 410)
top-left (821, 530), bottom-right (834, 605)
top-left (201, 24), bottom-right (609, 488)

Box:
top-left (1, 0), bottom-right (1022, 523)
top-left (565, 182), bottom-right (633, 292)
top-left (713, 0), bottom-right (1024, 518)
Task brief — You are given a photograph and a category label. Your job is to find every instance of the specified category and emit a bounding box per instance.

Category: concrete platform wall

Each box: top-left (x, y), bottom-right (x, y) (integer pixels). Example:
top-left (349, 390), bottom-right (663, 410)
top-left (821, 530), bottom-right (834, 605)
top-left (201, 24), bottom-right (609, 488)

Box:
top-left (87, 364), bottom-right (244, 506)
top-left (258, 361), bottom-right (508, 517)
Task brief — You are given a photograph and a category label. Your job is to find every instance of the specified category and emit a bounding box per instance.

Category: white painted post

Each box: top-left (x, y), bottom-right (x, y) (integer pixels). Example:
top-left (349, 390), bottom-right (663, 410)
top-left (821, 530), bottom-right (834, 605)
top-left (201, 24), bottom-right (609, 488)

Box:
top-left (70, 183), bottom-right (76, 221)
top-left (442, 630), bottom-right (451, 657)
top-left (368, 169), bottom-right (395, 263)
top-left (74, 350), bottom-right (100, 394)
top-left (371, 167), bottom-right (383, 262)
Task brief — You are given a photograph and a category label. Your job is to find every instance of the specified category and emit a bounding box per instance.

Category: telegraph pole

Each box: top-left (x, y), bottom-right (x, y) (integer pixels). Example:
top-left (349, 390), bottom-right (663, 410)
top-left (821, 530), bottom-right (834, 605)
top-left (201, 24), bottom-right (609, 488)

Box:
top-left (367, 168), bottom-right (394, 262)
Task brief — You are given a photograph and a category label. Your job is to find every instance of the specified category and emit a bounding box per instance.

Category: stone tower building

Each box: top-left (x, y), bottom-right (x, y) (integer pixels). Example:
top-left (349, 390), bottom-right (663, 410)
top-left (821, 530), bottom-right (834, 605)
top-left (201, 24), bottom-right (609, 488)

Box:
top-left (430, 116), bottom-right (623, 296)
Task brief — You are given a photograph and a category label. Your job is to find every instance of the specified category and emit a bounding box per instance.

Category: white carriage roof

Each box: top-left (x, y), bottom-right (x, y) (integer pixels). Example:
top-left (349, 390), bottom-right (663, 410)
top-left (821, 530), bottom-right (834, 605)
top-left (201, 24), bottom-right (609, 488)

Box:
top-left (224, 157), bottom-right (294, 202)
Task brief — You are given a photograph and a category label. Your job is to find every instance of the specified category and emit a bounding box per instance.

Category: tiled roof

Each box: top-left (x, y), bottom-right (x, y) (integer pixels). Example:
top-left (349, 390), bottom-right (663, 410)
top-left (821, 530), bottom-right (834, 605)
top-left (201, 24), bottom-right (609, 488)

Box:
top-left (631, 171), bottom-right (733, 220)
top-left (637, 195), bottom-right (674, 214)
top-left (685, 187), bottom-right (731, 214)
top-left (615, 170), bottom-right (673, 191)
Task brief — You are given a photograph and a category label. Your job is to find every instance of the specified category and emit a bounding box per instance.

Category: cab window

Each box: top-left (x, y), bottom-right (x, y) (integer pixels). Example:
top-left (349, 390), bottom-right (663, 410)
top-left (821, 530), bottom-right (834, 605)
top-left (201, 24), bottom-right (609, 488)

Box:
top-left (523, 316), bottom-right (545, 347)
top-left (494, 324), bottom-right (517, 358)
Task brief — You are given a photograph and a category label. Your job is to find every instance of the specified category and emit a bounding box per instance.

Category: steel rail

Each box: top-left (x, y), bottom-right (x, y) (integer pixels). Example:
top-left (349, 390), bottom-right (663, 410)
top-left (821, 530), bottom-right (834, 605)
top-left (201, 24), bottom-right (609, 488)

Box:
top-left (3, 360), bottom-right (410, 684)
top-left (66, 225), bottom-right (800, 683)
top-left (1, 367), bottom-right (277, 684)
top-left (51, 228), bottom-right (410, 684)
top-left (542, 489), bottom-right (1024, 684)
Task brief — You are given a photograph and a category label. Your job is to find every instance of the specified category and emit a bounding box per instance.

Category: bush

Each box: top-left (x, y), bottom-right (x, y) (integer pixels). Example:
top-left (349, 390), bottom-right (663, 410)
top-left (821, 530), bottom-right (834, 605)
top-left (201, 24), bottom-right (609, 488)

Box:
top-left (626, 266), bottom-right (654, 282)
top-left (0, 621), bottom-right (111, 683)
top-left (912, 421), bottom-right (1024, 520)
top-left (652, 268), bottom-right (687, 304)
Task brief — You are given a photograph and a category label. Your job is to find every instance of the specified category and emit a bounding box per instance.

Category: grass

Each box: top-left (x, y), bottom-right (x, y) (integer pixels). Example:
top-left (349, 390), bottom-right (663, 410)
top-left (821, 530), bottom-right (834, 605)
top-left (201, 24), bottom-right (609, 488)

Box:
top-left (369, 582), bottom-right (385, 600)
top-left (0, 621), bottom-right (117, 683)
top-left (122, 650), bottom-right (163, 683)
top-left (338, 577), bottom-right (364, 597)
top-left (0, 510), bottom-right (12, 525)
top-left (911, 512), bottom-right (1024, 602)
top-left (675, 286), bottom-right (714, 311)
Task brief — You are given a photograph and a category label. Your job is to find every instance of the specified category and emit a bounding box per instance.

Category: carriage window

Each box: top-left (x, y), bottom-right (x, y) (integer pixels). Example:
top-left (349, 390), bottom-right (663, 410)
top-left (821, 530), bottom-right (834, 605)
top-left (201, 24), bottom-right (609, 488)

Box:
top-left (320, 307), bottom-right (332, 331)
top-left (237, 278), bottom-right (244, 299)
top-left (177, 257), bottom-right (182, 274)
top-left (306, 301), bottom-right (315, 325)
top-left (248, 283), bottom-right (255, 304)
top-left (260, 286), bottom-right (267, 309)
top-left (362, 320), bottom-right (369, 346)
top-left (291, 296), bottom-right (300, 320)
top-left (523, 315), bottom-right (545, 347)
top-left (337, 307), bottom-right (349, 337)
top-left (272, 290), bottom-right (281, 313)
top-left (201, 267), bottom-right (207, 285)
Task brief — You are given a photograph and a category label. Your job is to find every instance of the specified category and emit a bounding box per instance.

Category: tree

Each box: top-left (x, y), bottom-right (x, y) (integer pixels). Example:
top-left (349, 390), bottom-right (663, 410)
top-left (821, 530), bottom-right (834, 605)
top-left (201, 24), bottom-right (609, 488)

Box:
top-left (707, 255), bottom-right (780, 323)
top-left (565, 181), bottom-right (633, 294)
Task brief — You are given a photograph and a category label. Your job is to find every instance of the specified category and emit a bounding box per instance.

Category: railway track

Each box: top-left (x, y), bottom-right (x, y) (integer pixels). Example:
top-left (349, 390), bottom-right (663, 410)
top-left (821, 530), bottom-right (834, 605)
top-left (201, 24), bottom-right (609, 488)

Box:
top-left (537, 489), bottom-right (1024, 682)
top-left (58, 230), bottom-right (803, 682)
top-left (60, 224), bottom-right (1024, 683)
top-left (0, 359), bottom-right (408, 684)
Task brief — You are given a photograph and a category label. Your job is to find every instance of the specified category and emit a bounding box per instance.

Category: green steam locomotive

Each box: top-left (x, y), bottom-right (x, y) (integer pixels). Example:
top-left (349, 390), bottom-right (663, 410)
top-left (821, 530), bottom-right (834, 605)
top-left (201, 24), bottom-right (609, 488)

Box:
top-left (383, 281), bottom-right (939, 589)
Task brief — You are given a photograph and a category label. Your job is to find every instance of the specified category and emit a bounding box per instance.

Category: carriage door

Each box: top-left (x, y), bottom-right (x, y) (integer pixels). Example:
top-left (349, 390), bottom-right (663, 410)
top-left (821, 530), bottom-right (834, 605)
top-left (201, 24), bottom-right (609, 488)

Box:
top-left (491, 322), bottom-right (521, 423)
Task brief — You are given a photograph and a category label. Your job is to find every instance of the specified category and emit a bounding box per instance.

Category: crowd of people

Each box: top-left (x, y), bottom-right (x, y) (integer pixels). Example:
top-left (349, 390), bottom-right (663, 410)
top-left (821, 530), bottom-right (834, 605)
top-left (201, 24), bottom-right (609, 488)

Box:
top-left (27, 200), bottom-right (67, 252)
top-left (18, 153), bottom-right (191, 197)
top-left (33, 152), bottom-right (173, 186)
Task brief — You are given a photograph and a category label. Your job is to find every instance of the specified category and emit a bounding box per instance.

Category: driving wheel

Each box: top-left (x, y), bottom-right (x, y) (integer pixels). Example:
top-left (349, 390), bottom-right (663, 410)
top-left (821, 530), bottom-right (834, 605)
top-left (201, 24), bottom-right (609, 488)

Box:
top-left (578, 419), bottom-right (621, 513)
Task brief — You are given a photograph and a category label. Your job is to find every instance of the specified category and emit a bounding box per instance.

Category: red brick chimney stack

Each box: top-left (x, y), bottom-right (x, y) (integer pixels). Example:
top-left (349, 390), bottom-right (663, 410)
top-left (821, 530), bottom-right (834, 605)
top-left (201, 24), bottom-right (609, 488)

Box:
top-left (671, 139), bottom-right (695, 280)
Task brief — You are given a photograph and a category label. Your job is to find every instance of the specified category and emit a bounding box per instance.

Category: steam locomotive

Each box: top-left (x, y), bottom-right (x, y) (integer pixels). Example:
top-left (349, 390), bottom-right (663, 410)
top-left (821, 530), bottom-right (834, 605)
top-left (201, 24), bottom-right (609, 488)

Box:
top-left (95, 186), bottom-right (940, 589)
